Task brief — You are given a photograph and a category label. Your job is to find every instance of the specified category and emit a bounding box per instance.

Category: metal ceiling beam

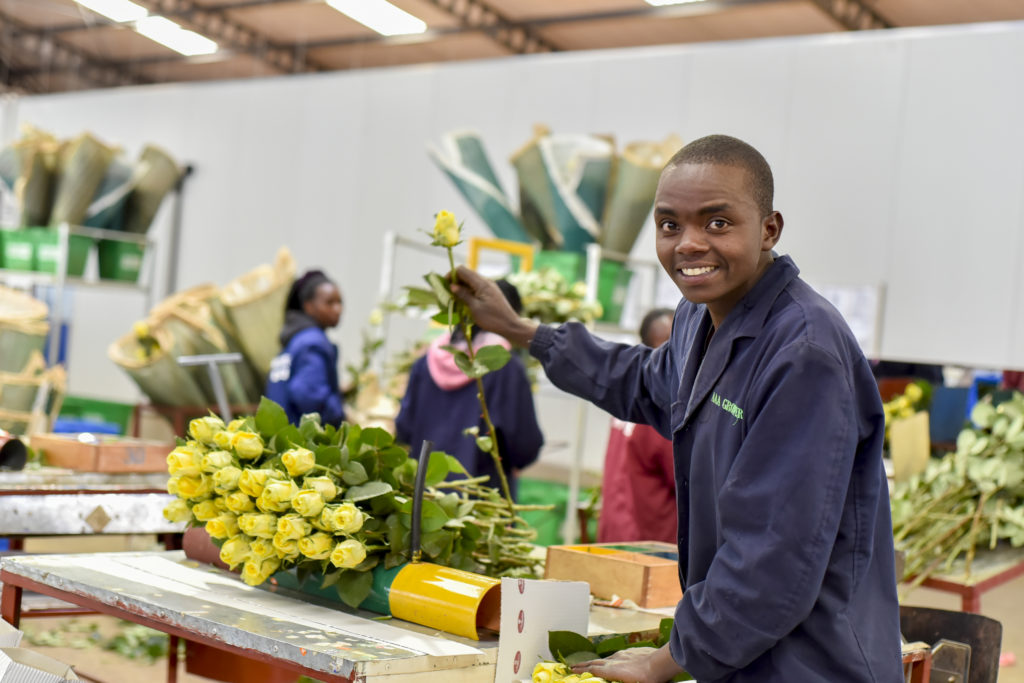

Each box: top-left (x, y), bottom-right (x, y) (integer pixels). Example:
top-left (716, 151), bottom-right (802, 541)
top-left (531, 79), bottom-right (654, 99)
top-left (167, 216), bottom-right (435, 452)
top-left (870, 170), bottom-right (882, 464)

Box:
top-left (131, 0), bottom-right (324, 73)
top-left (807, 0), bottom-right (892, 30)
top-left (422, 0), bottom-right (560, 54)
top-left (0, 10), bottom-right (149, 92)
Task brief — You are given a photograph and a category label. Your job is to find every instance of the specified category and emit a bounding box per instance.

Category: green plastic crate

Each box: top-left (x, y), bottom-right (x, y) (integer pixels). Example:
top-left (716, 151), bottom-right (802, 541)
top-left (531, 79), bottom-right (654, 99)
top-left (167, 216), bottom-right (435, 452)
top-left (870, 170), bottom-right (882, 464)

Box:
top-left (0, 229), bottom-right (35, 271)
top-left (97, 239), bottom-right (145, 282)
top-left (58, 395), bottom-right (134, 434)
top-left (30, 228), bottom-right (92, 276)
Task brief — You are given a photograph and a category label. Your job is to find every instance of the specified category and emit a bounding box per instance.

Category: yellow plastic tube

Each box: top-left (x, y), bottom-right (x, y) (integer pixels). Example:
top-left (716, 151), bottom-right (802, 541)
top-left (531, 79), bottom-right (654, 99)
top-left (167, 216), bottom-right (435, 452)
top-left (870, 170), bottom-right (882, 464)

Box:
top-left (388, 563), bottom-right (501, 640)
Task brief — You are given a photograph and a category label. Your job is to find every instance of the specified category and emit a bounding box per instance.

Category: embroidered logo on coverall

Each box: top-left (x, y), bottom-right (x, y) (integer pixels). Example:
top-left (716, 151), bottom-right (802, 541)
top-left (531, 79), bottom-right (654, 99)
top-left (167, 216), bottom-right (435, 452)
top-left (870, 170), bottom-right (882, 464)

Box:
top-left (711, 391), bottom-right (744, 424)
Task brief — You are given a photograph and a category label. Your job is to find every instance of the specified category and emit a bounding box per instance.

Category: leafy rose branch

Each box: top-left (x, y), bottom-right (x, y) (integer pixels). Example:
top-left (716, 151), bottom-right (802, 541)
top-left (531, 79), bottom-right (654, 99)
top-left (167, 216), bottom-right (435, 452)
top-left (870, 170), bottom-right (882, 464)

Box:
top-left (417, 210), bottom-right (517, 513)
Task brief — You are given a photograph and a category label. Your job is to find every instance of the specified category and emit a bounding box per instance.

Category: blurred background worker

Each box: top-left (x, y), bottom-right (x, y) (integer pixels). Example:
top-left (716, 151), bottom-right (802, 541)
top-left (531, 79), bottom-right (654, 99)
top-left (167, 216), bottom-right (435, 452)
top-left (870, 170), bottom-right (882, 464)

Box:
top-left (395, 279), bottom-right (542, 499)
top-left (597, 308), bottom-right (677, 544)
top-left (265, 269), bottom-right (345, 427)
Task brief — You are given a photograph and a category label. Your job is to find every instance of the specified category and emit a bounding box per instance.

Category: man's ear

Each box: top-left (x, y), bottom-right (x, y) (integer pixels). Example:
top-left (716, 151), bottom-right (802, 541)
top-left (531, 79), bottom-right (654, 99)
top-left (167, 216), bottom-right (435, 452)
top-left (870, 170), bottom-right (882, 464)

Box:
top-left (762, 211), bottom-right (783, 250)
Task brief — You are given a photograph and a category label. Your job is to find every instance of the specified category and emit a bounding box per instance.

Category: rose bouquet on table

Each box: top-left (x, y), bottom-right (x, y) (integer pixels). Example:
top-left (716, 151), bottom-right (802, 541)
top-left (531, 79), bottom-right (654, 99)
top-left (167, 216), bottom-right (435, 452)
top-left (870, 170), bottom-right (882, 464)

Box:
top-left (163, 397), bottom-right (544, 608)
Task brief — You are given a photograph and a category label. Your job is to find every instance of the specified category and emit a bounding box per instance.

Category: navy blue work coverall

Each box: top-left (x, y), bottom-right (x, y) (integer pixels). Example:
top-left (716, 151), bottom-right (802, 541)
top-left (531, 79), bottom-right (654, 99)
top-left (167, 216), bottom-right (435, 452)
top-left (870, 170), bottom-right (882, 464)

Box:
top-left (530, 255), bottom-right (903, 682)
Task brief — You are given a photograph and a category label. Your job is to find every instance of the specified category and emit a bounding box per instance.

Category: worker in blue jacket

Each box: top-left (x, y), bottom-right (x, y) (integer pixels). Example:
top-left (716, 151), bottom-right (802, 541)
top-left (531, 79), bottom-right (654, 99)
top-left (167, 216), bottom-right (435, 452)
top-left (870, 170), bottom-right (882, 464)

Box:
top-left (452, 135), bottom-right (902, 682)
top-left (265, 269), bottom-right (345, 427)
top-left (395, 279), bottom-right (543, 499)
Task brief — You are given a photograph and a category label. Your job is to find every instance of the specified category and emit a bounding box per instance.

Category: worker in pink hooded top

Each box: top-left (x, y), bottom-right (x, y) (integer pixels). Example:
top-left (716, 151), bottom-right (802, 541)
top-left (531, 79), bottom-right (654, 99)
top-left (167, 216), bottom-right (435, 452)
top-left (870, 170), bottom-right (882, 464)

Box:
top-left (395, 279), bottom-right (543, 499)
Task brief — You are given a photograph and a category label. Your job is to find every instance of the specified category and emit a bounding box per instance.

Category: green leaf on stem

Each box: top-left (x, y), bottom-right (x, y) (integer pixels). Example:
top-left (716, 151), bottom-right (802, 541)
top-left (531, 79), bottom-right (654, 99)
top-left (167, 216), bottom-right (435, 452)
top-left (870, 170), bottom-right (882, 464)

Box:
top-left (320, 569), bottom-right (343, 590)
top-left (379, 446), bottom-right (408, 468)
top-left (424, 272), bottom-right (452, 308)
top-left (403, 286), bottom-right (439, 308)
top-left (345, 481), bottom-right (393, 502)
top-left (475, 345), bottom-right (511, 372)
top-left (549, 630), bottom-right (598, 661)
top-left (420, 529), bottom-right (455, 558)
top-left (432, 309), bottom-right (462, 326)
top-left (360, 427), bottom-right (394, 449)
top-left (342, 461), bottom-right (368, 486)
top-left (299, 414), bottom-right (324, 442)
top-left (425, 451), bottom-right (450, 486)
top-left (335, 569), bottom-right (374, 609)
top-left (255, 397), bottom-right (289, 439)
top-left (446, 456), bottom-right (468, 476)
top-left (658, 617), bottom-right (674, 648)
top-left (315, 445), bottom-right (343, 469)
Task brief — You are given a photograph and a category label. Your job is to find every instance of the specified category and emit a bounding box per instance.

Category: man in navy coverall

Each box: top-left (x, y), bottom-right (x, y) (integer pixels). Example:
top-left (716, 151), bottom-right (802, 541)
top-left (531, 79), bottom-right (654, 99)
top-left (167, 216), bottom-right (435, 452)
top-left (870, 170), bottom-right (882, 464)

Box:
top-left (453, 135), bottom-right (903, 682)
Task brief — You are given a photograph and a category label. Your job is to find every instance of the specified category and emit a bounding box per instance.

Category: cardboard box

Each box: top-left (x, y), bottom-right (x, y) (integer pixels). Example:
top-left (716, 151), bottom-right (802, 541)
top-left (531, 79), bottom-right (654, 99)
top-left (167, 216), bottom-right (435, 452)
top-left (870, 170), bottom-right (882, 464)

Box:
top-left (0, 648), bottom-right (78, 682)
top-left (544, 542), bottom-right (682, 608)
top-left (31, 433), bottom-right (171, 473)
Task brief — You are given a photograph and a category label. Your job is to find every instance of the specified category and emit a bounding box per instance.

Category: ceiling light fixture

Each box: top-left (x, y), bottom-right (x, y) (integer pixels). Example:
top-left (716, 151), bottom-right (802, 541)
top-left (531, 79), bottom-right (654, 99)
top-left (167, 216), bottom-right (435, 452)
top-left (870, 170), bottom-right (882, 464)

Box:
top-left (134, 16), bottom-right (219, 56)
top-left (326, 0), bottom-right (427, 36)
top-left (645, 0), bottom-right (708, 5)
top-left (75, 0), bottom-right (148, 23)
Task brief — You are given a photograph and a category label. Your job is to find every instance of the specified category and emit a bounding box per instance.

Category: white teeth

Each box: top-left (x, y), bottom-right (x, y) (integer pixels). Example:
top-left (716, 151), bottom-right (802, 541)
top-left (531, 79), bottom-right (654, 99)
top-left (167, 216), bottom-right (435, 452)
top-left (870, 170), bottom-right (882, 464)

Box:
top-left (681, 266), bottom-right (716, 276)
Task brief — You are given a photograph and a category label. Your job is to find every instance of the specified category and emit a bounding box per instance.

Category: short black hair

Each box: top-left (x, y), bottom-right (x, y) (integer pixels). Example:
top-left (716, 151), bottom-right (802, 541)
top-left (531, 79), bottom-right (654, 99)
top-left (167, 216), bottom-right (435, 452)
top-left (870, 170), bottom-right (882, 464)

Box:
top-left (639, 308), bottom-right (674, 347)
top-left (667, 134), bottom-right (774, 216)
top-left (286, 269), bottom-right (336, 312)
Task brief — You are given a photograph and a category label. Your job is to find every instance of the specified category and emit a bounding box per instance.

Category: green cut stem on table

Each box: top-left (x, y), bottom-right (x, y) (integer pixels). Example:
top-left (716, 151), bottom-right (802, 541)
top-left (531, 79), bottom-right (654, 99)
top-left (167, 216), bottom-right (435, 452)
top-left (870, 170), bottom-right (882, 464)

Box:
top-left (446, 247), bottom-right (517, 515)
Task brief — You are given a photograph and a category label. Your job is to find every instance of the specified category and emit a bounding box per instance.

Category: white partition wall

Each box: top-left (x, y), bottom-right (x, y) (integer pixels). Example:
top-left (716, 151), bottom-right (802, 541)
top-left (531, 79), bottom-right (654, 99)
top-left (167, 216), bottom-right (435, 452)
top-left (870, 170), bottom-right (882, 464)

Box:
top-left (4, 21), bottom-right (1024, 462)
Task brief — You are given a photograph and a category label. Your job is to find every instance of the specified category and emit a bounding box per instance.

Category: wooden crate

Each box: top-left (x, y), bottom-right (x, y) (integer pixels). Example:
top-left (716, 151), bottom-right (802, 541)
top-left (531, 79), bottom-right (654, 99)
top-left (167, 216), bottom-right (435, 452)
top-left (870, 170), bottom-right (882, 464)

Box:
top-left (544, 542), bottom-right (682, 608)
top-left (31, 433), bottom-right (171, 473)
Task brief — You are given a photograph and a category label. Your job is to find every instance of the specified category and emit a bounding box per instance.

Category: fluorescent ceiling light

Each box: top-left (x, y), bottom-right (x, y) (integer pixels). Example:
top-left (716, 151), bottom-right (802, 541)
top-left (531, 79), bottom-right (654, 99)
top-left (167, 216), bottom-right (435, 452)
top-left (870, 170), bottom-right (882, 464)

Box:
top-left (135, 16), bottom-right (219, 56)
top-left (326, 0), bottom-right (427, 36)
top-left (75, 0), bottom-right (148, 23)
top-left (645, 0), bottom-right (707, 5)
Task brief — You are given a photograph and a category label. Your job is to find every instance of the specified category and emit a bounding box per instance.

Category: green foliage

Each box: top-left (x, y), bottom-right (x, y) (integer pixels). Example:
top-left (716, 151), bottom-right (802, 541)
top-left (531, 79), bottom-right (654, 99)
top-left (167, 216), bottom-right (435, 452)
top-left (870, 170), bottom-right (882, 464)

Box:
top-left (545, 620), bottom-right (692, 681)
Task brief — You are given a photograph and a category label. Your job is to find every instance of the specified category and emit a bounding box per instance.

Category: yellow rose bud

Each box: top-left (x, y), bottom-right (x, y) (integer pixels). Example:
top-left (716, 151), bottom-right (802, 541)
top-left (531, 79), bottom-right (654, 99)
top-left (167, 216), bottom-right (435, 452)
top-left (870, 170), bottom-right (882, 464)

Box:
top-left (237, 468), bottom-right (282, 498)
top-left (223, 490), bottom-right (256, 514)
top-left (258, 480), bottom-right (299, 513)
top-left (231, 431), bottom-right (264, 460)
top-left (291, 489), bottom-right (326, 518)
top-left (189, 416), bottom-right (226, 446)
top-left (237, 513), bottom-right (278, 539)
top-left (303, 476), bottom-right (338, 502)
top-left (297, 532), bottom-right (334, 560)
top-left (277, 513), bottom-right (312, 541)
top-left (214, 496), bottom-right (229, 511)
top-left (166, 445), bottom-right (203, 477)
top-left (228, 418), bottom-right (247, 432)
top-left (282, 447), bottom-right (316, 478)
top-left (162, 498), bottom-right (192, 523)
top-left (248, 538), bottom-right (277, 560)
top-left (206, 513), bottom-right (240, 540)
top-left (321, 502), bottom-right (364, 534)
top-left (272, 531), bottom-right (300, 561)
top-left (176, 474), bottom-right (213, 500)
top-left (213, 465), bottom-right (243, 493)
top-left (368, 308), bottom-right (383, 327)
top-left (213, 430), bottom-right (234, 450)
top-left (432, 210), bottom-right (461, 247)
top-left (241, 557), bottom-right (280, 586)
top-left (329, 539), bottom-right (367, 569)
top-left (167, 475), bottom-right (181, 496)
top-left (219, 535), bottom-right (251, 569)
top-left (191, 500), bottom-right (221, 522)
top-left (200, 450), bottom-right (234, 473)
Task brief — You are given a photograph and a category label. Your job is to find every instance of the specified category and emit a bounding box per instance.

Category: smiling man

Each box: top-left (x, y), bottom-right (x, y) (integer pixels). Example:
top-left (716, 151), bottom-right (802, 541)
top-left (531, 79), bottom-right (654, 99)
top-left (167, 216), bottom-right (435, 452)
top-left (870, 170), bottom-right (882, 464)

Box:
top-left (453, 134), bottom-right (902, 682)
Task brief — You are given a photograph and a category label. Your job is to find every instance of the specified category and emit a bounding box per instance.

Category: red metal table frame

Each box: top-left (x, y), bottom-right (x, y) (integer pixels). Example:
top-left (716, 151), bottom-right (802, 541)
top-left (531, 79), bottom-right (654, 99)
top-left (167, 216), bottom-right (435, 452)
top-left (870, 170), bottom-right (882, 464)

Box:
top-left (1, 569), bottom-right (348, 683)
top-left (916, 547), bottom-right (1024, 613)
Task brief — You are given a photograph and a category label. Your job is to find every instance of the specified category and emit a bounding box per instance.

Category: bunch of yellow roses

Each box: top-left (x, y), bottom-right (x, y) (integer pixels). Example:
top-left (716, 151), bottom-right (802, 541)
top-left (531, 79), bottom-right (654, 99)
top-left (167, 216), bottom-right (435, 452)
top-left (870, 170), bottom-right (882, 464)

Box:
top-left (163, 414), bottom-right (370, 587)
top-left (531, 662), bottom-right (607, 683)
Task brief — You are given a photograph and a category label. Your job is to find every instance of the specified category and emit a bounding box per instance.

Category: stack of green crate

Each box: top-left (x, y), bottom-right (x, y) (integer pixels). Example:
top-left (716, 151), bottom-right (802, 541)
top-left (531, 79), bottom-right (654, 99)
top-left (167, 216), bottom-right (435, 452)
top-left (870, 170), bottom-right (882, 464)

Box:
top-left (0, 229), bottom-right (35, 271)
top-left (97, 239), bottom-right (145, 282)
top-left (30, 228), bottom-right (92, 276)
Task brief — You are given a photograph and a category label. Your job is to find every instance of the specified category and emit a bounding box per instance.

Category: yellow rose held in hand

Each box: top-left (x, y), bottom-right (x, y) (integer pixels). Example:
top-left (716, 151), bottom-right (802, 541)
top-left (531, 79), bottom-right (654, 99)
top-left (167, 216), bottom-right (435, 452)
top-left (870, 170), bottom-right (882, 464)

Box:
top-left (291, 489), bottom-right (326, 518)
top-left (219, 535), bottom-right (251, 569)
top-left (282, 447), bottom-right (316, 477)
top-left (277, 513), bottom-right (312, 541)
top-left (166, 445), bottom-right (202, 477)
top-left (272, 532), bottom-right (300, 561)
top-left (213, 465), bottom-right (243, 493)
top-left (191, 500), bottom-right (220, 522)
top-left (432, 210), bottom-right (460, 247)
top-left (329, 539), bottom-right (367, 569)
top-left (200, 450), bottom-right (233, 473)
top-left (248, 538), bottom-right (277, 560)
top-left (162, 498), bottom-right (191, 523)
top-left (298, 532), bottom-right (334, 560)
top-left (206, 513), bottom-right (240, 540)
top-left (176, 474), bottom-right (213, 500)
top-left (303, 476), bottom-right (338, 502)
top-left (322, 502), bottom-right (364, 534)
top-left (189, 416), bottom-right (226, 446)
top-left (258, 480), bottom-right (299, 513)
top-left (237, 469), bottom-right (281, 498)
top-left (223, 491), bottom-right (255, 514)
top-left (231, 431), bottom-right (264, 460)
top-left (238, 513), bottom-right (278, 539)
